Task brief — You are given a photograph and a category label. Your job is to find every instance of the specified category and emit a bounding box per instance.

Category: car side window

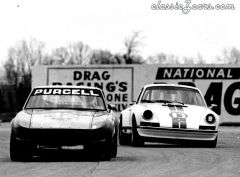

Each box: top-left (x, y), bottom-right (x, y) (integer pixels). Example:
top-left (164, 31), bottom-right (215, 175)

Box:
top-left (141, 90), bottom-right (150, 101)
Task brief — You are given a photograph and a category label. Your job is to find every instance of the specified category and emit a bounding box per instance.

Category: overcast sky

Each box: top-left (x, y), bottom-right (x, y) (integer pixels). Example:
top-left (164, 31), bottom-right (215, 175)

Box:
top-left (0, 0), bottom-right (239, 67)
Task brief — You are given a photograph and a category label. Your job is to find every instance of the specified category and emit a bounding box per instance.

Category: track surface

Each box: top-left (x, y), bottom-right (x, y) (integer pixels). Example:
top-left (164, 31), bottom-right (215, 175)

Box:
top-left (0, 123), bottom-right (240, 177)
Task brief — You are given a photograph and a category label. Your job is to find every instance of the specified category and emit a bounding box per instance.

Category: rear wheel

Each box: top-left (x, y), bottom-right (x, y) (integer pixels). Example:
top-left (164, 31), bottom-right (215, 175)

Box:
top-left (10, 131), bottom-right (33, 161)
top-left (131, 117), bottom-right (144, 147)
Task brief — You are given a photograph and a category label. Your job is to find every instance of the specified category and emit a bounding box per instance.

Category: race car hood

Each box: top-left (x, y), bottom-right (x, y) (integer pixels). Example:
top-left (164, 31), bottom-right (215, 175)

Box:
top-left (139, 103), bottom-right (208, 129)
top-left (29, 109), bottom-right (104, 129)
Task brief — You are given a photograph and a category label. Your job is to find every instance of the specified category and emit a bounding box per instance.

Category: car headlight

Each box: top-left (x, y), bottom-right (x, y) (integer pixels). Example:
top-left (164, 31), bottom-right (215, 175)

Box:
top-left (14, 112), bottom-right (31, 128)
top-left (16, 117), bottom-right (30, 128)
top-left (91, 115), bottom-right (113, 130)
top-left (92, 118), bottom-right (105, 129)
top-left (206, 114), bottom-right (216, 124)
top-left (142, 110), bottom-right (153, 120)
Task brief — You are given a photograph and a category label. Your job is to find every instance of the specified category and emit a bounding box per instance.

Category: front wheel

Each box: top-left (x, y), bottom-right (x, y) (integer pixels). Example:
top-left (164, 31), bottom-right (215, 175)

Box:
top-left (131, 117), bottom-right (144, 147)
top-left (101, 136), bottom-right (113, 161)
top-left (10, 131), bottom-right (33, 161)
top-left (111, 130), bottom-right (118, 158)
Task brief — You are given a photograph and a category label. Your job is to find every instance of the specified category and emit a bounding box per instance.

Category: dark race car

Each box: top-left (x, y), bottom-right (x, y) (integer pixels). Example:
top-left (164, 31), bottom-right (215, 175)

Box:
top-left (10, 86), bottom-right (119, 161)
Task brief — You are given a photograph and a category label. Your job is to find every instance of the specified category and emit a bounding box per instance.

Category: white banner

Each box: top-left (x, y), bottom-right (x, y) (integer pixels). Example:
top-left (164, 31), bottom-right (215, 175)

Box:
top-left (45, 66), bottom-right (133, 111)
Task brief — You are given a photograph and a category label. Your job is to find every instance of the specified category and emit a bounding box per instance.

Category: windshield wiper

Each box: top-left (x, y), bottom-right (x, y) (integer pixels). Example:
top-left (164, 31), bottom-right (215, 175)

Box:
top-left (141, 99), bottom-right (185, 106)
top-left (171, 101), bottom-right (185, 105)
top-left (157, 100), bottom-right (186, 106)
top-left (141, 99), bottom-right (173, 104)
top-left (154, 100), bottom-right (172, 104)
top-left (141, 100), bottom-right (154, 103)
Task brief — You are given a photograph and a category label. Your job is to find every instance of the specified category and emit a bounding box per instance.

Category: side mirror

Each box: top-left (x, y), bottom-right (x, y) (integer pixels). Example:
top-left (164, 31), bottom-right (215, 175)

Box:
top-left (108, 104), bottom-right (117, 112)
top-left (209, 104), bottom-right (220, 115)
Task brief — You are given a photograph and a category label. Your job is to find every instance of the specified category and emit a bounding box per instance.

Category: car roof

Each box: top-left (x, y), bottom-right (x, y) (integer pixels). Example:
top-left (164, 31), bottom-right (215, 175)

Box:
top-left (32, 85), bottom-right (102, 91)
top-left (143, 84), bottom-right (199, 90)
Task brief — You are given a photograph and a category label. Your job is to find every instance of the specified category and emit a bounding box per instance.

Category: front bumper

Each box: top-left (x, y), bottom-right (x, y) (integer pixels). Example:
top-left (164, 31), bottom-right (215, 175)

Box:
top-left (13, 126), bottom-right (113, 146)
top-left (137, 126), bottom-right (218, 143)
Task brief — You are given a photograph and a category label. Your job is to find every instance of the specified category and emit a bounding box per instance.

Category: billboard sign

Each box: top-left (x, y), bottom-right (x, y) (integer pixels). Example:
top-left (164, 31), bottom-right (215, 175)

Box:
top-left (46, 67), bottom-right (133, 111)
top-left (32, 65), bottom-right (240, 123)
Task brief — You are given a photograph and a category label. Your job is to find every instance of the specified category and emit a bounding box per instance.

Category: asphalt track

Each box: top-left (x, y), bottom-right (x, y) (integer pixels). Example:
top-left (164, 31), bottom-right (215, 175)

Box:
top-left (0, 123), bottom-right (240, 177)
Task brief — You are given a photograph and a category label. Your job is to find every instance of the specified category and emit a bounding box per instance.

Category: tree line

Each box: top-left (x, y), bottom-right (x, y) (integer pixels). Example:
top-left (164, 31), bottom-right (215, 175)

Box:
top-left (2, 32), bottom-right (240, 86)
top-left (0, 32), bottom-right (240, 115)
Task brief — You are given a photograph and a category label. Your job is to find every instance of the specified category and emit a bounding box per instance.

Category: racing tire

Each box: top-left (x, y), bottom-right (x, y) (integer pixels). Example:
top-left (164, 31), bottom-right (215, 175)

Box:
top-left (101, 136), bottom-right (113, 161)
top-left (84, 143), bottom-right (100, 160)
top-left (111, 130), bottom-right (118, 158)
top-left (10, 131), bottom-right (33, 161)
top-left (131, 117), bottom-right (144, 147)
top-left (119, 116), bottom-right (131, 145)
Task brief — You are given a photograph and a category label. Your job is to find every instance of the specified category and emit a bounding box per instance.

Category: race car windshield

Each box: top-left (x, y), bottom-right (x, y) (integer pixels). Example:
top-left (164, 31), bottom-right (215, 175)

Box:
top-left (140, 86), bottom-right (205, 106)
top-left (25, 88), bottom-right (106, 111)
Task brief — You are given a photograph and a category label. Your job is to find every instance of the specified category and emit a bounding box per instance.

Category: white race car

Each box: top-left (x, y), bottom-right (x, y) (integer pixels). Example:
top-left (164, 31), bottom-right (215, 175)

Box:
top-left (10, 86), bottom-right (119, 161)
top-left (119, 84), bottom-right (219, 147)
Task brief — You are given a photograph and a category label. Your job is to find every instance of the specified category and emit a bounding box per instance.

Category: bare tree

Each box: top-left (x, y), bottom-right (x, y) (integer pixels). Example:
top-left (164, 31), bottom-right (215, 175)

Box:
top-left (66, 42), bottom-right (92, 65)
top-left (146, 53), bottom-right (179, 64)
top-left (4, 53), bottom-right (19, 85)
top-left (182, 56), bottom-right (195, 64)
top-left (90, 50), bottom-right (117, 64)
top-left (146, 53), bottom-right (167, 64)
top-left (48, 42), bottom-right (92, 65)
top-left (147, 52), bottom-right (206, 64)
top-left (217, 47), bottom-right (240, 64)
top-left (123, 31), bottom-right (144, 64)
top-left (113, 53), bottom-right (126, 64)
top-left (3, 39), bottom-right (46, 85)
top-left (50, 47), bottom-right (69, 65)
top-left (196, 53), bottom-right (205, 64)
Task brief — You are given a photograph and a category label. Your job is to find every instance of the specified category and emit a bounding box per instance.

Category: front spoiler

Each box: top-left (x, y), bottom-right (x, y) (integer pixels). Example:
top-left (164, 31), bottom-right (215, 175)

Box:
top-left (137, 126), bottom-right (218, 142)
